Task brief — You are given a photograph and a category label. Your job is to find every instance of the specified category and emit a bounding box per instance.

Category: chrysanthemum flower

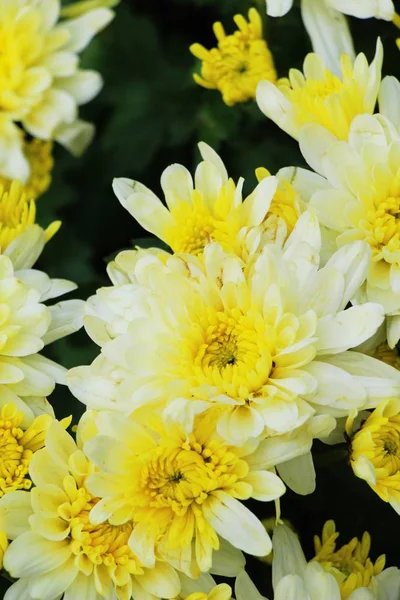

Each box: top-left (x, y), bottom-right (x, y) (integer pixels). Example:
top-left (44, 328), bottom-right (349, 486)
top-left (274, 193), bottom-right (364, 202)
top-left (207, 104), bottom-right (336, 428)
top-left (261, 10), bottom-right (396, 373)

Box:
top-left (350, 398), bottom-right (400, 514)
top-left (313, 520), bottom-right (386, 599)
top-left (113, 142), bottom-right (284, 259)
top-left (0, 225), bottom-right (84, 422)
top-left (265, 0), bottom-right (393, 75)
top-left (257, 40), bottom-right (382, 141)
top-left (83, 409), bottom-right (285, 573)
top-left (190, 9), bottom-right (276, 106)
top-left (68, 212), bottom-right (400, 444)
top-left (0, 402), bottom-right (54, 497)
top-left (0, 0), bottom-right (115, 182)
top-left (267, 523), bottom-right (399, 600)
top-left (0, 420), bottom-right (184, 600)
top-left (299, 113), bottom-right (400, 347)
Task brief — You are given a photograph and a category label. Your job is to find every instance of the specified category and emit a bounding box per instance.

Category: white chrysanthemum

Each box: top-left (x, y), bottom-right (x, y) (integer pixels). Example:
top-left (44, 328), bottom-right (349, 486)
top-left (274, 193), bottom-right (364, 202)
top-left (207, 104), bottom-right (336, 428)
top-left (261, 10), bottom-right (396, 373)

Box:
top-left (0, 0), bottom-right (115, 182)
top-left (265, 0), bottom-right (393, 75)
top-left (298, 112), bottom-right (400, 347)
top-left (0, 417), bottom-right (245, 600)
top-left (257, 40), bottom-right (383, 141)
top-left (68, 212), bottom-right (400, 445)
top-left (0, 225), bottom-right (84, 423)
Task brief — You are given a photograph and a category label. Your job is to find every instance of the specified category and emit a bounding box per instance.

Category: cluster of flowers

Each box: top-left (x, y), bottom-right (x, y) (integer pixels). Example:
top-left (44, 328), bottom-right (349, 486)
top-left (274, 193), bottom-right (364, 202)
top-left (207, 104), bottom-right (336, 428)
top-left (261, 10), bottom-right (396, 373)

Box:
top-left (0, 0), bottom-right (400, 599)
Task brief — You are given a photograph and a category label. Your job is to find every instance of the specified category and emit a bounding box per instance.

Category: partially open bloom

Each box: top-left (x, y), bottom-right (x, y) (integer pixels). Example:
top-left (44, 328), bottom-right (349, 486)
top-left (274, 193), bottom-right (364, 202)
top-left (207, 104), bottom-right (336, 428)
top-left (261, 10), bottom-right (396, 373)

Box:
top-left (0, 420), bottom-right (183, 600)
top-left (0, 402), bottom-right (53, 497)
top-left (69, 212), bottom-right (400, 444)
top-left (0, 0), bottom-right (115, 182)
top-left (351, 398), bottom-right (400, 515)
top-left (313, 520), bottom-right (386, 599)
top-left (267, 523), bottom-right (400, 600)
top-left (190, 9), bottom-right (276, 106)
top-left (84, 409), bottom-right (285, 574)
top-left (265, 0), bottom-right (393, 75)
top-left (299, 113), bottom-right (400, 347)
top-left (257, 40), bottom-right (382, 141)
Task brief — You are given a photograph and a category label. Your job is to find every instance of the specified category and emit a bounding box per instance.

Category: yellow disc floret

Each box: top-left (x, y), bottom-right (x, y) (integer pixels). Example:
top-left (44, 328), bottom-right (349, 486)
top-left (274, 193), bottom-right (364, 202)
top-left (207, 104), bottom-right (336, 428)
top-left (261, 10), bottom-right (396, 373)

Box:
top-left (190, 8), bottom-right (276, 106)
top-left (61, 478), bottom-right (143, 583)
top-left (0, 403), bottom-right (52, 496)
top-left (313, 520), bottom-right (385, 599)
top-left (0, 180), bottom-right (60, 250)
top-left (255, 167), bottom-right (300, 236)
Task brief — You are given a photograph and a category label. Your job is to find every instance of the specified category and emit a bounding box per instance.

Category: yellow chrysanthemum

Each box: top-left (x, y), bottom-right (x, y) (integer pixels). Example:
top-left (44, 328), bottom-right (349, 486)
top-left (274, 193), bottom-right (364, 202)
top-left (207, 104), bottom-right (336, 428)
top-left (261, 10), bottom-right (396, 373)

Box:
top-left (190, 8), bottom-right (276, 106)
top-left (350, 398), bottom-right (400, 515)
top-left (0, 180), bottom-right (60, 250)
top-left (112, 143), bottom-right (308, 261)
top-left (313, 520), bottom-right (385, 600)
top-left (0, 0), bottom-right (115, 183)
top-left (1, 420), bottom-right (181, 600)
top-left (84, 410), bottom-right (284, 575)
top-left (257, 39), bottom-right (382, 140)
top-left (0, 402), bottom-right (52, 496)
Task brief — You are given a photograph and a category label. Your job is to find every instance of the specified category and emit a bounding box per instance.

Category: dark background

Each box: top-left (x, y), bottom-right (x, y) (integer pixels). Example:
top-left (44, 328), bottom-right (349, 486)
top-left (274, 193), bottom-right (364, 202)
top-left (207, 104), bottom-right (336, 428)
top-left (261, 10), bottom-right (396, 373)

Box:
top-left (2, 0), bottom-right (400, 595)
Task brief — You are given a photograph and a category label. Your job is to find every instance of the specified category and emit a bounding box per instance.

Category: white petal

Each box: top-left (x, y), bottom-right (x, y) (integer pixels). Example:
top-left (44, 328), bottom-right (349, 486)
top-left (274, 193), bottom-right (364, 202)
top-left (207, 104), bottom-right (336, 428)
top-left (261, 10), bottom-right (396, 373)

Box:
top-left (112, 178), bottom-right (173, 242)
top-left (4, 532), bottom-right (70, 578)
top-left (161, 164), bottom-right (194, 210)
top-left (235, 570), bottom-right (264, 600)
top-left (198, 142), bottom-right (228, 182)
top-left (204, 492), bottom-right (271, 556)
top-left (265, 0), bottom-right (293, 16)
top-left (0, 491), bottom-right (32, 539)
top-left (315, 303), bottom-right (385, 354)
top-left (210, 538), bottom-right (246, 576)
top-left (61, 8), bottom-right (114, 52)
top-left (277, 452), bottom-right (316, 495)
top-left (29, 558), bottom-right (78, 600)
top-left (247, 431), bottom-right (312, 470)
top-left (301, 0), bottom-right (355, 76)
top-left (256, 81), bottom-right (298, 139)
top-left (326, 0), bottom-right (394, 19)
top-left (272, 525), bottom-right (307, 589)
top-left (303, 361), bottom-right (367, 412)
top-left (54, 119), bottom-right (95, 156)
top-left (274, 574), bottom-right (309, 600)
top-left (379, 76), bottom-right (400, 130)
top-left (299, 124), bottom-right (337, 176)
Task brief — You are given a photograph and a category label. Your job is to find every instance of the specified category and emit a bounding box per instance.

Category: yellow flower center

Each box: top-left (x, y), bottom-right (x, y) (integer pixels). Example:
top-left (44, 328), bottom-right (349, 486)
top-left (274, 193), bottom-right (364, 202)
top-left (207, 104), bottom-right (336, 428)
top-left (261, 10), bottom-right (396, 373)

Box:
top-left (313, 520), bottom-right (385, 599)
top-left (0, 3), bottom-right (61, 118)
top-left (280, 71), bottom-right (343, 135)
top-left (137, 433), bottom-right (246, 516)
top-left (190, 8), bottom-right (276, 107)
top-left (60, 479), bottom-right (143, 579)
top-left (362, 193), bottom-right (400, 257)
top-left (165, 185), bottom-right (241, 256)
top-left (190, 307), bottom-right (273, 399)
top-left (0, 180), bottom-right (60, 250)
top-left (0, 403), bottom-right (49, 496)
